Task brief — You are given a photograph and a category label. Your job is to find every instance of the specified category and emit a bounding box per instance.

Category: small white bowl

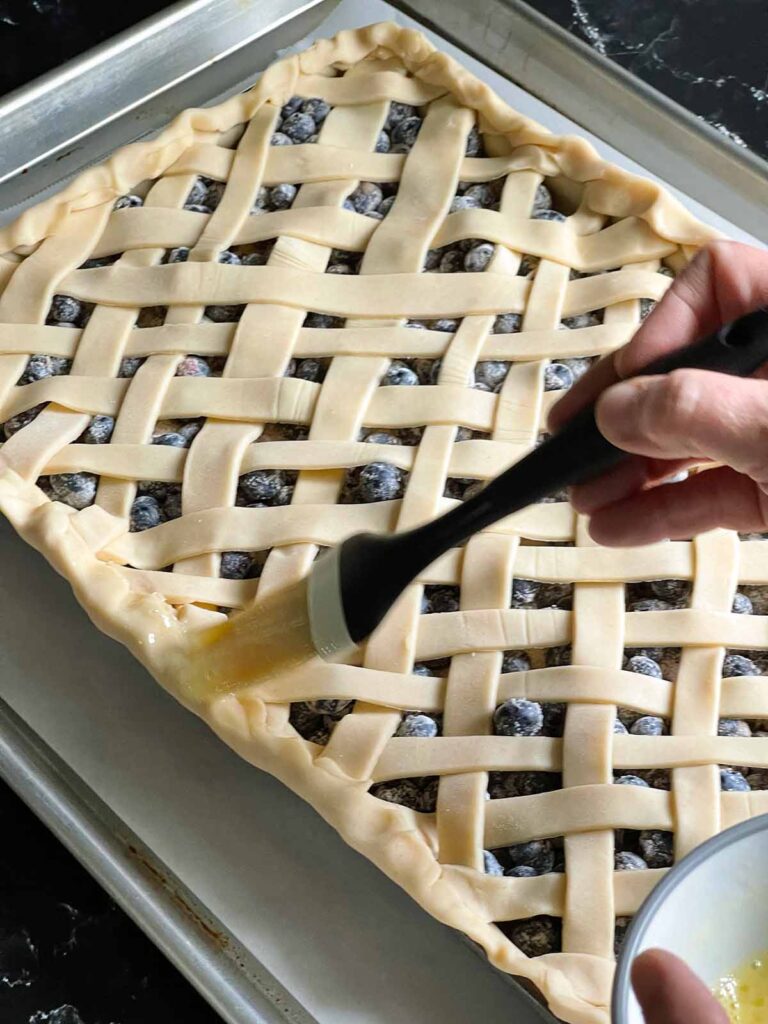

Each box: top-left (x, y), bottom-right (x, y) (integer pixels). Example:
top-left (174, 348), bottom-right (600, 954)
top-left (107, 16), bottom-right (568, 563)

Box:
top-left (613, 813), bottom-right (768, 1024)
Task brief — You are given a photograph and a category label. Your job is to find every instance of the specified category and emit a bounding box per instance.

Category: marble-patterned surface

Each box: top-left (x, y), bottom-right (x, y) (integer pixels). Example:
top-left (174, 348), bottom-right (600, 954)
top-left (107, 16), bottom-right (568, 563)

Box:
top-left (0, 1), bottom-right (765, 1021)
top-left (527, 0), bottom-right (768, 160)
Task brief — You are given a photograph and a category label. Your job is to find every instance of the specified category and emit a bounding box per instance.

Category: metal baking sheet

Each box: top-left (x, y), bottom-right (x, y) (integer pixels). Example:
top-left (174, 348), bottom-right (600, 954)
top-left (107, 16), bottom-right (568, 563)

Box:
top-left (0, 2), bottom-right (765, 1023)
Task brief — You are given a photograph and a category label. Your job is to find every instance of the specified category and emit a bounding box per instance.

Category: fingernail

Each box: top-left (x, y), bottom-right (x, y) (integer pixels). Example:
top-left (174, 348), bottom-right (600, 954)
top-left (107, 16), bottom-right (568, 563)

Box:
top-left (596, 379), bottom-right (646, 442)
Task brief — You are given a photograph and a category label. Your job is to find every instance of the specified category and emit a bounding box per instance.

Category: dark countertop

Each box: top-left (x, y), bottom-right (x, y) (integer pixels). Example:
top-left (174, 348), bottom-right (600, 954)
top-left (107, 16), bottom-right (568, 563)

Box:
top-left (0, 2), bottom-right (766, 1023)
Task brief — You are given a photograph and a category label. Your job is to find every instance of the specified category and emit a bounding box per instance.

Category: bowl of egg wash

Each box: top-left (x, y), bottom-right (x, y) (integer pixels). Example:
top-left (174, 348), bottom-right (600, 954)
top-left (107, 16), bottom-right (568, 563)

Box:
top-left (613, 813), bottom-right (768, 1023)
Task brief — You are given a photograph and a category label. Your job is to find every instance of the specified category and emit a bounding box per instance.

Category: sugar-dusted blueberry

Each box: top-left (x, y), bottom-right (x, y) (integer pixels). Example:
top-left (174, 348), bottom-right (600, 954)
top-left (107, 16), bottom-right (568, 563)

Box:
top-left (532, 184), bottom-right (552, 213)
top-left (281, 95), bottom-right (302, 118)
top-left (511, 578), bottom-right (540, 606)
top-left (562, 312), bottom-right (603, 330)
top-left (178, 419), bottom-right (202, 442)
top-left (295, 359), bottom-right (325, 383)
top-left (438, 249), bottom-right (464, 273)
top-left (613, 718), bottom-right (628, 734)
top-left (732, 592), bottom-right (754, 614)
top-left (386, 101), bottom-right (417, 127)
top-left (464, 242), bottom-right (494, 273)
top-left (544, 362), bottom-right (574, 391)
top-left (218, 551), bottom-right (253, 579)
top-left (205, 180), bottom-right (225, 210)
top-left (396, 713), bottom-right (439, 738)
top-left (301, 97), bottom-right (330, 122)
top-left (375, 130), bottom-right (391, 153)
top-left (625, 654), bottom-right (663, 678)
top-left (615, 851), bottom-right (648, 871)
top-left (721, 767), bottom-right (750, 792)
top-left (502, 650), bottom-right (531, 673)
top-left (382, 361), bottom-right (418, 387)
top-left (489, 772), bottom-right (558, 799)
top-left (3, 406), bottom-right (43, 439)
top-left (305, 312), bottom-right (342, 329)
top-left (240, 470), bottom-right (284, 504)
top-left (378, 195), bottom-right (396, 217)
top-left (650, 579), bottom-right (690, 603)
top-left (615, 774), bottom-right (650, 787)
top-left (19, 354), bottom-right (70, 383)
top-left (270, 132), bottom-right (293, 146)
top-left (370, 778), bottom-right (423, 811)
top-left (49, 294), bottom-right (82, 324)
top-left (118, 357), bottom-right (143, 378)
top-left (184, 203), bottom-right (212, 215)
top-left (49, 473), bottom-right (97, 510)
top-left (506, 840), bottom-right (555, 875)
top-left (631, 598), bottom-right (673, 613)
top-left (153, 431), bottom-right (187, 448)
top-left (164, 487), bottom-right (183, 521)
top-left (719, 718), bottom-right (752, 738)
top-left (494, 698), bottom-right (543, 737)
top-left (449, 195), bottom-right (481, 213)
top-left (81, 415), bottom-right (114, 444)
top-left (432, 318), bottom-right (459, 333)
top-left (638, 830), bottom-right (674, 868)
top-left (630, 716), bottom-right (666, 737)
top-left (424, 586), bottom-right (460, 614)
top-left (129, 495), bottom-right (161, 532)
top-left (493, 312), bottom-right (521, 334)
top-left (185, 178), bottom-right (208, 206)
top-left (114, 194), bottom-right (143, 209)
top-left (176, 355), bottom-right (211, 377)
top-left (346, 181), bottom-right (383, 215)
top-left (560, 356), bottom-right (593, 382)
top-left (484, 850), bottom-right (504, 876)
top-left (167, 246), bottom-right (190, 264)
top-left (218, 249), bottom-right (241, 265)
top-left (358, 462), bottom-right (405, 502)
top-left (723, 653), bottom-right (759, 677)
top-left (465, 124), bottom-right (483, 156)
top-left (269, 183), bottom-right (297, 211)
top-left (475, 358), bottom-right (509, 389)
top-left (281, 111), bottom-right (316, 142)
top-left (306, 698), bottom-right (354, 719)
top-left (507, 916), bottom-right (561, 957)
top-left (533, 209), bottom-right (567, 223)
top-left (205, 304), bottom-right (244, 323)
top-left (364, 430), bottom-right (399, 446)
top-left (464, 183), bottom-right (498, 208)
top-left (392, 116), bottom-right (422, 149)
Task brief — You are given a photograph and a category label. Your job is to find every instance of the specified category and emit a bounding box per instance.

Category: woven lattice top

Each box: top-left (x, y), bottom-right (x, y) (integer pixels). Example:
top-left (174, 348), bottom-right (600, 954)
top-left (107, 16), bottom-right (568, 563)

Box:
top-left (1, 21), bottom-right (761, 1024)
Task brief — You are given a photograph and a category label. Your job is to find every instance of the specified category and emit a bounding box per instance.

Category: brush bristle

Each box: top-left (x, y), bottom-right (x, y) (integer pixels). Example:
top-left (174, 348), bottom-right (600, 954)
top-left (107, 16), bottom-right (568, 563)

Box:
top-left (180, 577), bottom-right (317, 701)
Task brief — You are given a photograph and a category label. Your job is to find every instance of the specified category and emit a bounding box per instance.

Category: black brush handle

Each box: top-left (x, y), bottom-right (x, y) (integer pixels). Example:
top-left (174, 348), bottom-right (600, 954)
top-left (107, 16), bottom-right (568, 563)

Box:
top-left (341, 307), bottom-right (768, 643)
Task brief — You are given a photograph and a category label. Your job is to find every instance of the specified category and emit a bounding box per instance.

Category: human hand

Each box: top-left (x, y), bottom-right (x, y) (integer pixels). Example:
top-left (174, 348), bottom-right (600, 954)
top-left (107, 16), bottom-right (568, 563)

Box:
top-left (631, 948), bottom-right (729, 1023)
top-left (548, 241), bottom-right (768, 545)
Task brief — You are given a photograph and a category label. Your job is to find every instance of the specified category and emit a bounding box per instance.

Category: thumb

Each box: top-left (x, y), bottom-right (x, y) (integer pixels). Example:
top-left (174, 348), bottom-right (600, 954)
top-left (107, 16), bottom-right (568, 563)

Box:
top-left (596, 368), bottom-right (768, 476)
top-left (631, 949), bottom-right (728, 1024)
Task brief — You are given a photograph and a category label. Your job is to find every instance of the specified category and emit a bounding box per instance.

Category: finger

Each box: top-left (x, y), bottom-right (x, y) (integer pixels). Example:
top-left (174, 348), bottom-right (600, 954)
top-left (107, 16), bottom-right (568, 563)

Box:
top-left (548, 240), bottom-right (768, 432)
top-left (569, 456), bottom-right (696, 516)
top-left (631, 949), bottom-right (729, 1024)
top-left (595, 369), bottom-right (768, 474)
top-left (587, 466), bottom-right (768, 546)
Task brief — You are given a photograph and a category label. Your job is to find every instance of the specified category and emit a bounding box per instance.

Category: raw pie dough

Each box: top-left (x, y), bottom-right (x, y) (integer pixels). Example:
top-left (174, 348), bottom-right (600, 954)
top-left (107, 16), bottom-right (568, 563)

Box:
top-left (2, 21), bottom-right (765, 1024)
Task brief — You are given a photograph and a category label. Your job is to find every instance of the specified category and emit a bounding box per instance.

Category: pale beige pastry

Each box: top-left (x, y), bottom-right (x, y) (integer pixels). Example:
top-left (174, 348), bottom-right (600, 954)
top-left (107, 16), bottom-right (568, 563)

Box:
top-left (3, 21), bottom-right (766, 1024)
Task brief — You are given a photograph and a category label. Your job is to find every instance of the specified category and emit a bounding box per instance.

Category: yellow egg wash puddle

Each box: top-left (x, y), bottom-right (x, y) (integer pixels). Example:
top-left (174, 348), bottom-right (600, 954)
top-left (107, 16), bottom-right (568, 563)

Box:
top-left (715, 950), bottom-right (768, 1023)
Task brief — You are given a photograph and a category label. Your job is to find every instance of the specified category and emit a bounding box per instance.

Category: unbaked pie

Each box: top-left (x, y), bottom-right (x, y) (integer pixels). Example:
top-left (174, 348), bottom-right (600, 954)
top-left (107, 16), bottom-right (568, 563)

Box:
top-left (3, 22), bottom-right (765, 1024)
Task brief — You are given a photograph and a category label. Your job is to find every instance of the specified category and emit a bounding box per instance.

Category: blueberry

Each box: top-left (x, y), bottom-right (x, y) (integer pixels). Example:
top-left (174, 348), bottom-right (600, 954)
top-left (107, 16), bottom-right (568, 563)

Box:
top-left (507, 916), bottom-right (560, 957)
top-left (382, 361), bottom-right (418, 387)
top-left (370, 778), bottom-right (423, 811)
top-left (129, 495), bottom-right (161, 532)
top-left (438, 249), bottom-right (465, 273)
top-left (494, 698), bottom-right (543, 737)
top-left (281, 96), bottom-right (302, 118)
top-left (118, 357), bottom-right (143, 378)
top-left (615, 851), bottom-right (648, 871)
top-left (532, 184), bottom-right (552, 213)
top-left (375, 130), bottom-right (391, 153)
top-left (295, 359), bottom-right (325, 382)
top-left (732, 592), bottom-right (754, 614)
top-left (625, 654), bottom-right (663, 678)
top-left (114, 194), bottom-right (143, 209)
top-left (304, 312), bottom-right (342, 329)
top-left (239, 470), bottom-right (284, 504)
top-left (218, 249), bottom-right (241, 265)
top-left (464, 243), bottom-right (494, 273)
top-left (167, 246), bottom-right (190, 263)
top-left (464, 183), bottom-right (498, 208)
top-left (178, 419), bottom-right (202, 441)
top-left (281, 112), bottom-right (316, 142)
top-left (630, 716), bottom-right (666, 736)
top-left (631, 599), bottom-right (673, 613)
top-left (205, 180), bottom-right (225, 210)
top-left (502, 650), bottom-right (531, 673)
top-left (185, 178), bottom-right (208, 206)
top-left (396, 714), bottom-right (439, 738)
top-left (424, 586), bottom-right (460, 613)
top-left (346, 181), bottom-right (383, 215)
top-left (49, 294), bottom-right (82, 324)
top-left (392, 116), bottom-right (422, 148)
top-left (243, 250), bottom-right (269, 266)
top-left (533, 209), bottom-right (567, 223)
top-left (205, 305), bottom-right (244, 323)
top-left (489, 772), bottom-right (557, 798)
top-left (137, 306), bottom-right (165, 328)
top-left (541, 702), bottom-right (566, 736)
top-left (562, 312), bottom-right (602, 329)
top-left (378, 195), bottom-right (396, 217)
top-left (561, 356), bottom-right (593, 381)
top-left (508, 865), bottom-right (538, 878)
top-left (81, 415), bottom-right (114, 444)
top-left (269, 183), bottom-right (297, 210)
top-left (544, 362), bottom-right (574, 391)
top-left (138, 480), bottom-right (167, 501)
top-left (270, 132), bottom-right (293, 146)
top-left (511, 578), bottom-right (540, 606)
top-left (185, 204), bottom-right (213, 215)
top-left (301, 97), bottom-right (330, 123)
top-left (464, 125), bottom-right (483, 156)
top-left (638, 830), bottom-right (674, 868)
top-left (19, 354), bottom-right (70, 383)
top-left (650, 579), bottom-right (690, 603)
top-left (615, 774), bottom-right (650, 787)
top-left (49, 473), bottom-right (97, 510)
top-left (432, 318), bottom-right (459, 333)
top-left (152, 432), bottom-right (187, 447)
top-left (164, 488), bottom-right (182, 520)
top-left (358, 462), bottom-right (404, 502)
top-left (307, 699), bottom-right (354, 719)
top-left (386, 102), bottom-right (417, 127)
top-left (484, 850), bottom-right (504, 876)
top-left (719, 719), bottom-right (751, 737)
top-left (613, 719), bottom-right (628, 734)
top-left (493, 312), bottom-right (521, 334)
top-left (723, 654), bottom-right (759, 677)
top-left (505, 840), bottom-right (555, 874)
top-left (721, 767), bottom-right (750, 792)
top-left (449, 195), bottom-right (481, 214)
top-left (175, 355), bottom-right (210, 377)
top-left (364, 431), bottom-right (399, 445)
top-left (423, 249), bottom-right (442, 272)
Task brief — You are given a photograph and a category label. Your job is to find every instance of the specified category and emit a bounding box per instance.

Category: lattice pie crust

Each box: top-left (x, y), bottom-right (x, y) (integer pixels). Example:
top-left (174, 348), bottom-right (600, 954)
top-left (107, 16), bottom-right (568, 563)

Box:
top-left (4, 22), bottom-right (767, 1024)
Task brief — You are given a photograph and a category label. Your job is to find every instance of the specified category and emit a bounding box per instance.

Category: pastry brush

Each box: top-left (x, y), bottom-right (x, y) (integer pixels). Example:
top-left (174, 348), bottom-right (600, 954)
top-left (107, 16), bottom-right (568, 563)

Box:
top-left (186, 307), bottom-right (768, 699)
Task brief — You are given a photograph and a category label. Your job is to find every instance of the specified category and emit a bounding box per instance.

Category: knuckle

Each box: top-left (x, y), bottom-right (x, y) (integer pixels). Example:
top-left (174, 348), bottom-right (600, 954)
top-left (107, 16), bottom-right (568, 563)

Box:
top-left (645, 370), bottom-right (702, 440)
